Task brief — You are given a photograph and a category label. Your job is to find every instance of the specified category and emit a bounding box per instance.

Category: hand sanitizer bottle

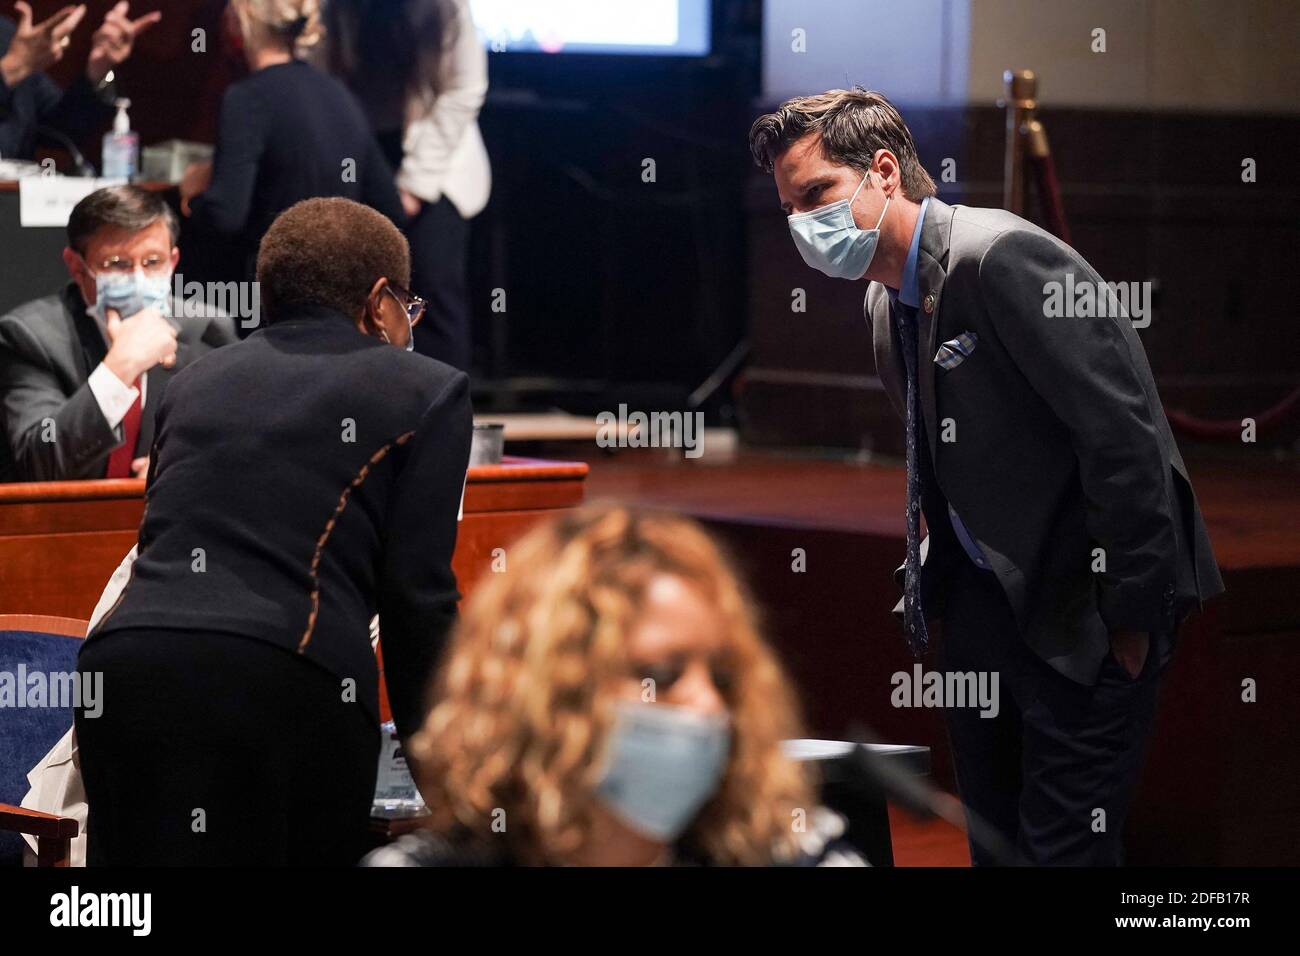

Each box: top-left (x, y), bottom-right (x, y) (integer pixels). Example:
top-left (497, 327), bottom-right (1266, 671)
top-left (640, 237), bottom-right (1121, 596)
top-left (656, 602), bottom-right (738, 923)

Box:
top-left (102, 98), bottom-right (138, 180)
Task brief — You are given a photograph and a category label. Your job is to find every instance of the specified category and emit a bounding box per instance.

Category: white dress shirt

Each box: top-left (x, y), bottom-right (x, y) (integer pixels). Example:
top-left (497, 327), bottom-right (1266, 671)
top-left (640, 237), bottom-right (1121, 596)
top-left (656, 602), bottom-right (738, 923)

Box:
top-left (84, 304), bottom-right (146, 430)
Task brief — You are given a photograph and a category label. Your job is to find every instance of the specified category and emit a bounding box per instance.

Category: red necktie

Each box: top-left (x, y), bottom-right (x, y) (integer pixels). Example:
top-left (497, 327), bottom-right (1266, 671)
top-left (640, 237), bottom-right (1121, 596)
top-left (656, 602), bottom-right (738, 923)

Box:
top-left (106, 378), bottom-right (143, 478)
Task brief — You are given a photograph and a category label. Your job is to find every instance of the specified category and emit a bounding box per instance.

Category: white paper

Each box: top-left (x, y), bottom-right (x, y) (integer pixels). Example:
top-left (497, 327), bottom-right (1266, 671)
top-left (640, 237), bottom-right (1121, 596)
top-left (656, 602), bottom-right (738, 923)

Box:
top-left (18, 176), bottom-right (128, 228)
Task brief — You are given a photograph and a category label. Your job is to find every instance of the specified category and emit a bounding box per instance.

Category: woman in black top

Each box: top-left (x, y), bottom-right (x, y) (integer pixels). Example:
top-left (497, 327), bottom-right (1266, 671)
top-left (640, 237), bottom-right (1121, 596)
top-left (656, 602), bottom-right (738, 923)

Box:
top-left (74, 198), bottom-right (471, 866)
top-left (180, 0), bottom-right (404, 306)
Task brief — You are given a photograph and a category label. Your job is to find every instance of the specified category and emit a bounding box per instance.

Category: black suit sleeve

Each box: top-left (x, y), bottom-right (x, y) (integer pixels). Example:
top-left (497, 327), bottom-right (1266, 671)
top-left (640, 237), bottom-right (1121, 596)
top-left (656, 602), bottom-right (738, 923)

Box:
top-left (0, 316), bottom-right (119, 480)
top-left (361, 135), bottom-right (406, 227)
top-left (188, 84), bottom-right (267, 238)
top-left (377, 370), bottom-right (472, 739)
top-left (39, 73), bottom-right (115, 144)
top-left (0, 17), bottom-right (114, 160)
top-left (142, 381), bottom-right (167, 491)
top-left (0, 17), bottom-right (18, 120)
top-left (200, 313), bottom-right (240, 348)
top-left (978, 228), bottom-right (1177, 635)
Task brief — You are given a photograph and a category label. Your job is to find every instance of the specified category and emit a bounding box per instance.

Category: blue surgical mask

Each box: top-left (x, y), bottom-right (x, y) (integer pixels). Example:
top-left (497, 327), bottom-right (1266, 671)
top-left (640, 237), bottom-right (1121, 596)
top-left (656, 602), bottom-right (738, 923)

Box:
top-left (379, 320), bottom-right (415, 352)
top-left (381, 286), bottom-right (415, 352)
top-left (787, 170), bottom-right (890, 280)
top-left (594, 701), bottom-right (731, 843)
top-left (91, 268), bottom-right (172, 321)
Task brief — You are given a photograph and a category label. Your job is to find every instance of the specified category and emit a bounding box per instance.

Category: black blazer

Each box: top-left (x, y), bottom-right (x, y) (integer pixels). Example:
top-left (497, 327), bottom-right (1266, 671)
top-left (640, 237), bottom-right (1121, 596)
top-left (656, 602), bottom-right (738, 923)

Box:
top-left (88, 305), bottom-right (473, 738)
top-left (188, 59), bottom-right (405, 281)
top-left (866, 199), bottom-right (1224, 685)
top-left (0, 283), bottom-right (237, 481)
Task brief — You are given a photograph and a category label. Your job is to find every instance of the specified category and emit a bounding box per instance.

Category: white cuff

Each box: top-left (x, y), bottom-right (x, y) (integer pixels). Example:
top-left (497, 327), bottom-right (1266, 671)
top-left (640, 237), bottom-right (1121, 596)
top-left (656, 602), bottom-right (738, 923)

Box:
top-left (88, 363), bottom-right (140, 430)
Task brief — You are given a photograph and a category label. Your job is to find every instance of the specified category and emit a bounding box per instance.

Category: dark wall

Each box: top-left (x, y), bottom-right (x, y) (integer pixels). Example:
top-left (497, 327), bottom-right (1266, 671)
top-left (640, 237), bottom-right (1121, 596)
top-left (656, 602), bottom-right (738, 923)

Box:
top-left (466, 0), bottom-right (763, 412)
top-left (35, 0), bottom-right (234, 165)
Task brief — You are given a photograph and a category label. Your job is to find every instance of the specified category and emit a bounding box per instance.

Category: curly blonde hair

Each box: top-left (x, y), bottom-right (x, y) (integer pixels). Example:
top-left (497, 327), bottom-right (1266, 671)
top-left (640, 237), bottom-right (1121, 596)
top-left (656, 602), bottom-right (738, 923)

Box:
top-left (406, 504), bottom-right (816, 865)
top-left (233, 0), bottom-right (323, 52)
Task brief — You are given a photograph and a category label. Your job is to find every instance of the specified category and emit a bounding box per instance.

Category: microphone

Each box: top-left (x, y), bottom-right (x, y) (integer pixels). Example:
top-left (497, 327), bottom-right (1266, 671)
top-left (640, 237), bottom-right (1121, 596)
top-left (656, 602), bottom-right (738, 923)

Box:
top-left (846, 741), bottom-right (1020, 866)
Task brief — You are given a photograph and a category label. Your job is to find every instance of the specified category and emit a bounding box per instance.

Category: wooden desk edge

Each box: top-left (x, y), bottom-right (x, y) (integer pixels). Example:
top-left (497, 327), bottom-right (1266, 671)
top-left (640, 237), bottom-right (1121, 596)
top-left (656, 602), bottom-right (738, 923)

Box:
top-left (0, 180), bottom-right (174, 193)
top-left (0, 457), bottom-right (590, 504)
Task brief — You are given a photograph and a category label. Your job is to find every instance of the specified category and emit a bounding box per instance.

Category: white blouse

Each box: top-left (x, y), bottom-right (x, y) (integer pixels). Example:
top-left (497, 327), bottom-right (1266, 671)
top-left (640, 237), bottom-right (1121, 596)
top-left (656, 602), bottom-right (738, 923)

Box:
top-left (397, 0), bottom-right (491, 219)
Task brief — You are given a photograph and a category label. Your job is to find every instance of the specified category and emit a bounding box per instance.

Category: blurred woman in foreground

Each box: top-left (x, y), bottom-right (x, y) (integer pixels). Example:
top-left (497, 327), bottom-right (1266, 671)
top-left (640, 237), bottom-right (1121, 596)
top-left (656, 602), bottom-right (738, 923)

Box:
top-left (366, 505), bottom-right (864, 867)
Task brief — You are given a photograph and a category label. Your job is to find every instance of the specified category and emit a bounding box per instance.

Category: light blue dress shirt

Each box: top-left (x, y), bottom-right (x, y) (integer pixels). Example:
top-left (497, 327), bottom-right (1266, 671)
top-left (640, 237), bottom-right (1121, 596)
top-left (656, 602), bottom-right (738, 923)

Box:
top-left (887, 197), bottom-right (991, 571)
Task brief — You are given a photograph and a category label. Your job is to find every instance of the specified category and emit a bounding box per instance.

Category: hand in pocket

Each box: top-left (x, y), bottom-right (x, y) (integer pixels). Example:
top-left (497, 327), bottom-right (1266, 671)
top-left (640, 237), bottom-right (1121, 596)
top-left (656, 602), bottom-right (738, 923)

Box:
top-left (1108, 629), bottom-right (1149, 680)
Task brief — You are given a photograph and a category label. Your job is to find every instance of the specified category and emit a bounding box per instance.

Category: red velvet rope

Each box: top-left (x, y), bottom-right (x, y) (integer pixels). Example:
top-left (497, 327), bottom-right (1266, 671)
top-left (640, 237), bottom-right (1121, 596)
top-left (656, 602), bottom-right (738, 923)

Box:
top-left (1027, 152), bottom-right (1071, 246)
top-left (1026, 152), bottom-right (1298, 441)
top-left (1163, 387), bottom-right (1300, 440)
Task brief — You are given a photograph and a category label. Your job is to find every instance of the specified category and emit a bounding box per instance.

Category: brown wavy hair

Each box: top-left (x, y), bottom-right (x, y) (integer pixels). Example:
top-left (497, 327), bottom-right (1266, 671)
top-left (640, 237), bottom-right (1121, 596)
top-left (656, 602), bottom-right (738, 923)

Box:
top-left (749, 87), bottom-right (938, 201)
top-left (407, 504), bottom-right (816, 865)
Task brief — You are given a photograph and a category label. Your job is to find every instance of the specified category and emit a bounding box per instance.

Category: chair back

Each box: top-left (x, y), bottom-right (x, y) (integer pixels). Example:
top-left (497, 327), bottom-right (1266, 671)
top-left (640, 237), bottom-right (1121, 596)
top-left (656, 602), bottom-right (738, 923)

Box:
top-left (0, 615), bottom-right (88, 866)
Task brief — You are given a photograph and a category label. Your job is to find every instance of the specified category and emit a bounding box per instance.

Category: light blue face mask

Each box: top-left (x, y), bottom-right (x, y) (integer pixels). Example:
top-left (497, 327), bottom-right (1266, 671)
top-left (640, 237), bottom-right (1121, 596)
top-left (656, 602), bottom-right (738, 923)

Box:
top-left (787, 169), bottom-right (890, 280)
top-left (594, 700), bottom-right (732, 843)
top-left (91, 268), bottom-right (172, 321)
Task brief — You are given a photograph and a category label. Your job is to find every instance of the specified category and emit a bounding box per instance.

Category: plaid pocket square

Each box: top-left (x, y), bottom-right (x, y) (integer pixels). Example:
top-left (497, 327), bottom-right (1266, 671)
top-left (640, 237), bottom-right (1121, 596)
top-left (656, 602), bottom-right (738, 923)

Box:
top-left (934, 332), bottom-right (978, 370)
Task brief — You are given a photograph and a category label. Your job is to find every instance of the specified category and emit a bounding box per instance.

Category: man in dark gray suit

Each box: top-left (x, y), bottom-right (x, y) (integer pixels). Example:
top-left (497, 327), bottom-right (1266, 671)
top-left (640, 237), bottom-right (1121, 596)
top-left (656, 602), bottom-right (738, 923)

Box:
top-left (0, 185), bottom-right (236, 481)
top-left (750, 88), bottom-right (1224, 865)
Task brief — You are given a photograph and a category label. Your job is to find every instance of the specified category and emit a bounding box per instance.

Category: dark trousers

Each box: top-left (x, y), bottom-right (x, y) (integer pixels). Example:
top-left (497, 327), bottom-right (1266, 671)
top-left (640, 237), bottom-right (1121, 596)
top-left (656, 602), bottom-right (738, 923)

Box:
top-left (407, 196), bottom-right (472, 373)
top-left (938, 560), bottom-right (1165, 865)
top-left (75, 628), bottom-right (379, 866)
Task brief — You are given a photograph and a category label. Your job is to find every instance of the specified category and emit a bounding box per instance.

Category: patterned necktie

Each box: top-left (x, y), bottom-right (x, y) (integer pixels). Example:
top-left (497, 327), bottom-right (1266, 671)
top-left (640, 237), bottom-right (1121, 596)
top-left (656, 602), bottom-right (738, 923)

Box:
top-left (895, 302), bottom-right (929, 656)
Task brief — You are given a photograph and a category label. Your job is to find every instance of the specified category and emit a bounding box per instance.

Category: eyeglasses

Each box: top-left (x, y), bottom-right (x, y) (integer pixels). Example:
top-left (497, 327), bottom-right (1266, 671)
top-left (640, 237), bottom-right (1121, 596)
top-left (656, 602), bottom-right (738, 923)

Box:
top-left (87, 254), bottom-right (171, 276)
top-left (384, 282), bottom-right (426, 327)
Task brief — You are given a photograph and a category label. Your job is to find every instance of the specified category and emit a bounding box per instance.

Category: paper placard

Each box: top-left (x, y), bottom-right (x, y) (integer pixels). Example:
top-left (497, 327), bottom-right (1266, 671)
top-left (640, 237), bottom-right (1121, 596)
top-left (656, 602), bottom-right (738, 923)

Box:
top-left (19, 176), bottom-right (128, 228)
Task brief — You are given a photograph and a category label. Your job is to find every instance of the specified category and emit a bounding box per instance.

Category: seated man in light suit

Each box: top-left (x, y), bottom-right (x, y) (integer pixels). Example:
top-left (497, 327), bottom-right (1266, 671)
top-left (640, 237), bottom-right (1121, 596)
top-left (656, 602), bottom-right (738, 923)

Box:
top-left (0, 185), bottom-right (236, 481)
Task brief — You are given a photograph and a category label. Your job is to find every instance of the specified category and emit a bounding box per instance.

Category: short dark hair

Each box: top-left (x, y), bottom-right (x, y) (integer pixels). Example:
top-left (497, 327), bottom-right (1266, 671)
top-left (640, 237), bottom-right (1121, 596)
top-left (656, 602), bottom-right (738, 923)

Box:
top-left (66, 185), bottom-right (180, 255)
top-left (749, 88), bottom-right (937, 201)
top-left (256, 197), bottom-right (410, 322)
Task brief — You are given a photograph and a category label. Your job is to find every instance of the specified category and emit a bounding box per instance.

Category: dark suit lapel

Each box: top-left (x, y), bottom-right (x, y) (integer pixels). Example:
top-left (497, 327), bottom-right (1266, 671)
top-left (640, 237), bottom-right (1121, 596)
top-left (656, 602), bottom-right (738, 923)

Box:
top-left (60, 282), bottom-right (107, 381)
top-left (137, 301), bottom-right (202, 454)
top-left (914, 198), bottom-right (954, 463)
top-left (136, 363), bottom-right (178, 454)
top-left (867, 284), bottom-right (906, 419)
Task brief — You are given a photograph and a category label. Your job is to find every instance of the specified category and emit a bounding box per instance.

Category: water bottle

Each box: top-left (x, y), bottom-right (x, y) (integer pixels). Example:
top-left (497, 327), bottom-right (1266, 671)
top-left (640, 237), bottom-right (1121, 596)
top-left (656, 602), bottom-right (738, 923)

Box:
top-left (102, 99), bottom-right (139, 180)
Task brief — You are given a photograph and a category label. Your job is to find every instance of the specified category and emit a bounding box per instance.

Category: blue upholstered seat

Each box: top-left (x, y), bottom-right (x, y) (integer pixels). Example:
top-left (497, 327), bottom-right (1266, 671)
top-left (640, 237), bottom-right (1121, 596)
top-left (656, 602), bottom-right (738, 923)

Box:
top-left (0, 629), bottom-right (81, 866)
